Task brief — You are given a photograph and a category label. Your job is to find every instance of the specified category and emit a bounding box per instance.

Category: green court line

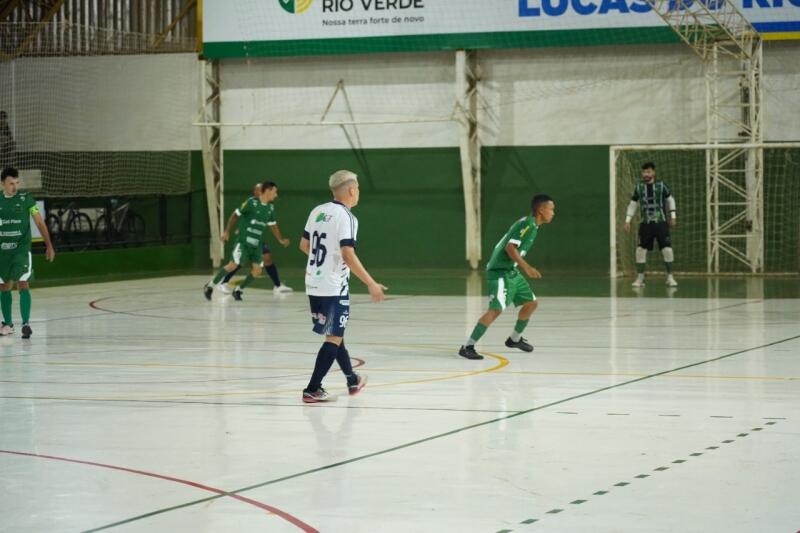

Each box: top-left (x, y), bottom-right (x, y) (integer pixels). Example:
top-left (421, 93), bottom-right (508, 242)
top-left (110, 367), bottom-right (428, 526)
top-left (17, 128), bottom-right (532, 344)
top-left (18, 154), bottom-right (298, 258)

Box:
top-left (82, 333), bottom-right (800, 532)
top-left (685, 300), bottom-right (763, 317)
top-left (502, 420), bottom-right (782, 531)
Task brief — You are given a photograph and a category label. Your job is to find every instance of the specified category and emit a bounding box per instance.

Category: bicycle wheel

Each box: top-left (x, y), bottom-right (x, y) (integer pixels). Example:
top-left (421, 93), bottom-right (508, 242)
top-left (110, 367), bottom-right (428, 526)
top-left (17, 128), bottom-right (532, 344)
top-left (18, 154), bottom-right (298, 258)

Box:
top-left (67, 212), bottom-right (94, 250)
top-left (122, 212), bottom-right (146, 246)
top-left (45, 214), bottom-right (62, 243)
top-left (94, 214), bottom-right (111, 248)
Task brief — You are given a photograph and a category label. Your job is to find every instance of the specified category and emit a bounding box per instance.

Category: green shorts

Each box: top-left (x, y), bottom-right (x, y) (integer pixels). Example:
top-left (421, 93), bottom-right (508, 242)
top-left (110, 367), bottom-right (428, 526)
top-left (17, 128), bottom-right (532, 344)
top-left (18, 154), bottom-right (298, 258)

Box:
top-left (231, 241), bottom-right (263, 267)
top-left (487, 270), bottom-right (535, 311)
top-left (0, 251), bottom-right (34, 284)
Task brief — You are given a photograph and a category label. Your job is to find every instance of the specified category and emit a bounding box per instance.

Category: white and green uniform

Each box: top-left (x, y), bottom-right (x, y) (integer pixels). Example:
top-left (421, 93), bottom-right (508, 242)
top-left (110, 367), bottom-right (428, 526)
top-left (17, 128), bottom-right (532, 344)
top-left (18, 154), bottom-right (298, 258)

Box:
top-left (231, 197), bottom-right (276, 266)
top-left (485, 215), bottom-right (539, 311)
top-left (631, 181), bottom-right (672, 223)
top-left (0, 192), bottom-right (37, 282)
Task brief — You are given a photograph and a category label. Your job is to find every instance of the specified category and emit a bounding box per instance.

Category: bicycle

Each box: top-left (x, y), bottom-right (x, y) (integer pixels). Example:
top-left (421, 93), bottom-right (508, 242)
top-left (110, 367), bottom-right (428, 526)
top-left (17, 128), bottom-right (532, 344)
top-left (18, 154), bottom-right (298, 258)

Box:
top-left (94, 200), bottom-right (146, 247)
top-left (45, 201), bottom-right (93, 250)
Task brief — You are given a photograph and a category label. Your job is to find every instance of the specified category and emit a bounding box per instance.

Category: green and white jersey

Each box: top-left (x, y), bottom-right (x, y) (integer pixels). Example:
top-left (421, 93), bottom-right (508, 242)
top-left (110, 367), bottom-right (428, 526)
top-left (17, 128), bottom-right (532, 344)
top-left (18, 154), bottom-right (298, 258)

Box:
top-left (632, 181), bottom-right (672, 224)
top-left (0, 192), bottom-right (38, 254)
top-left (486, 215), bottom-right (539, 273)
top-left (234, 196), bottom-right (277, 248)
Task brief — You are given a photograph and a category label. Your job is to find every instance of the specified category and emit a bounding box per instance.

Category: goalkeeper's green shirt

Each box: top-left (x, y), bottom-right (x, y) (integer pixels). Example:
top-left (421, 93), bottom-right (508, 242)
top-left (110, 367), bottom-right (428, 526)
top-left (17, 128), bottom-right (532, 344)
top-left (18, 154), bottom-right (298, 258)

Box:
top-left (632, 181), bottom-right (672, 223)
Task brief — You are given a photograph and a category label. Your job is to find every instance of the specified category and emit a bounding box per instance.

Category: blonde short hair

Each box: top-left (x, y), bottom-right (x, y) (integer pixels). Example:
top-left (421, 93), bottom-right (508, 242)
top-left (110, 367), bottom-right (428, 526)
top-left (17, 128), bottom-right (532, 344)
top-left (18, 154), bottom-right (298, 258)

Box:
top-left (329, 170), bottom-right (358, 192)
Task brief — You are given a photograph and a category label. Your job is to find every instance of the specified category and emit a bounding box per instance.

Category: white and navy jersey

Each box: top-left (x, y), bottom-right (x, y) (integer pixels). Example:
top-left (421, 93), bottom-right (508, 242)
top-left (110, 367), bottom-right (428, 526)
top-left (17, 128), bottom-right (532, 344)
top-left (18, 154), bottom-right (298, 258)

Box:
top-left (303, 201), bottom-right (358, 297)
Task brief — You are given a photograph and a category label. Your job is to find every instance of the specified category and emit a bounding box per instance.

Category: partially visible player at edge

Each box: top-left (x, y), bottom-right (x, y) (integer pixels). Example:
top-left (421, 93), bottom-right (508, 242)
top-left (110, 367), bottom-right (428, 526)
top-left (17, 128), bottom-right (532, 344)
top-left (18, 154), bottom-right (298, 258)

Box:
top-left (204, 181), bottom-right (289, 301)
top-left (218, 182), bottom-right (293, 295)
top-left (624, 162), bottom-right (678, 288)
top-left (459, 194), bottom-right (555, 360)
top-left (299, 170), bottom-right (387, 403)
top-left (0, 167), bottom-right (56, 339)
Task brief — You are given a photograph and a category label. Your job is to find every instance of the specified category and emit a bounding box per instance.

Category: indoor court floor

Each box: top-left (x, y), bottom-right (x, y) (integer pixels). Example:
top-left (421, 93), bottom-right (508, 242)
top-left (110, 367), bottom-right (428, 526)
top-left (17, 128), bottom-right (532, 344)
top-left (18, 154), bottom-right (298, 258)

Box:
top-left (1, 275), bottom-right (798, 532)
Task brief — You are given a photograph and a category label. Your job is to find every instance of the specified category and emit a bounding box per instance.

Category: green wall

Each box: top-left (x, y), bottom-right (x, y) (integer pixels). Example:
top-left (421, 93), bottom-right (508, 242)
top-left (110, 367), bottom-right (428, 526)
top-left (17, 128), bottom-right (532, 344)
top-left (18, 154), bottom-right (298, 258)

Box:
top-left (482, 146), bottom-right (609, 273)
top-left (26, 145), bottom-right (612, 284)
top-left (221, 145), bottom-right (610, 273)
top-left (223, 148), bottom-right (466, 269)
top-left (32, 244), bottom-right (196, 286)
top-left (190, 151), bottom-right (211, 270)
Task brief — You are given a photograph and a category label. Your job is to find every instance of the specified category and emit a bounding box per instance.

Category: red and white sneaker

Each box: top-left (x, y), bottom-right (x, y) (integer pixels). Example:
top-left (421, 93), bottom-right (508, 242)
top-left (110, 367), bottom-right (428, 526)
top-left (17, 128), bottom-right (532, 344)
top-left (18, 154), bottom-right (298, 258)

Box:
top-left (0, 323), bottom-right (14, 336)
top-left (302, 388), bottom-right (331, 403)
top-left (347, 374), bottom-right (367, 396)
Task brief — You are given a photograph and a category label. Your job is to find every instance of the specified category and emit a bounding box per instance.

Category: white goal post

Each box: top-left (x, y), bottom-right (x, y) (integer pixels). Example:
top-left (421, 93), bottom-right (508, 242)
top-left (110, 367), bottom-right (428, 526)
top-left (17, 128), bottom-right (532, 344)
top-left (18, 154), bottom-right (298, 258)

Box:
top-left (610, 143), bottom-right (800, 278)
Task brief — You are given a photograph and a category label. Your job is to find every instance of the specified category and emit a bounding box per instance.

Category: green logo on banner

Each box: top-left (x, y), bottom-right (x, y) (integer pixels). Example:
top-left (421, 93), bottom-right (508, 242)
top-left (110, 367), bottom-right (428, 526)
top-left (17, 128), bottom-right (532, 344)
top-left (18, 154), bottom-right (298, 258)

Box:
top-left (279, 0), bottom-right (313, 14)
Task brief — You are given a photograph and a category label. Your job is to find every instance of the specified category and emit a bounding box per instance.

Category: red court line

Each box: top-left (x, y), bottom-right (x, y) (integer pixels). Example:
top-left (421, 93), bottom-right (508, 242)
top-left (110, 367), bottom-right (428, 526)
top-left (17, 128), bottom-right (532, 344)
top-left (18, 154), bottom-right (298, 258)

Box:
top-left (0, 449), bottom-right (318, 532)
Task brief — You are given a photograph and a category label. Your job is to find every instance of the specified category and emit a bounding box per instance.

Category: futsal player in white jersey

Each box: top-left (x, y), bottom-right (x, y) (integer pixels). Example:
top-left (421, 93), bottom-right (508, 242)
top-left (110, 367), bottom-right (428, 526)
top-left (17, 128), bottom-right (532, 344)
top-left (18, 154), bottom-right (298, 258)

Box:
top-left (299, 170), bottom-right (387, 403)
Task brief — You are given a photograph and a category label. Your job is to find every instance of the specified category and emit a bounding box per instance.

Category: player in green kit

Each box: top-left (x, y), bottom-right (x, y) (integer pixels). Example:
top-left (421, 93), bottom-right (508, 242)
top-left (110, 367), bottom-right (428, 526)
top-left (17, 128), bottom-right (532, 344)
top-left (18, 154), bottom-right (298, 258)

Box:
top-left (459, 194), bottom-right (555, 360)
top-left (203, 181), bottom-right (289, 301)
top-left (0, 167), bottom-right (56, 339)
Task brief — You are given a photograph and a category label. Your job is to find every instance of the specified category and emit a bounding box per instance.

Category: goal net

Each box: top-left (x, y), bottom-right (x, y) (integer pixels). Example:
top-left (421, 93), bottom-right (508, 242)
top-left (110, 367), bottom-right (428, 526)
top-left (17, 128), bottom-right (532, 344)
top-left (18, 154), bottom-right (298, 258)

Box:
top-left (0, 22), bottom-right (193, 198)
top-left (612, 144), bottom-right (800, 276)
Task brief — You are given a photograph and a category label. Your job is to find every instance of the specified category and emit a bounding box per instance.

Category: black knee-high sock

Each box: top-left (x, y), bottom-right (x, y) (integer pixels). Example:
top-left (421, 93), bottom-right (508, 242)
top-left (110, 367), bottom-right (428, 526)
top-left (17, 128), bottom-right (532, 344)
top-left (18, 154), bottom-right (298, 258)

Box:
top-left (307, 342), bottom-right (339, 391)
top-left (264, 264), bottom-right (281, 287)
top-left (336, 341), bottom-right (354, 378)
top-left (222, 265), bottom-right (241, 284)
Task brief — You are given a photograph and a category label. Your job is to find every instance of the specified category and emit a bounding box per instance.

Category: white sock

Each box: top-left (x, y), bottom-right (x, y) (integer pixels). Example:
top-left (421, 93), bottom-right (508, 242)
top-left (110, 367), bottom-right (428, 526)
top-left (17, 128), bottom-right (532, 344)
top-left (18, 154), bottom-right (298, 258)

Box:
top-left (510, 330), bottom-right (522, 342)
top-left (466, 338), bottom-right (477, 347)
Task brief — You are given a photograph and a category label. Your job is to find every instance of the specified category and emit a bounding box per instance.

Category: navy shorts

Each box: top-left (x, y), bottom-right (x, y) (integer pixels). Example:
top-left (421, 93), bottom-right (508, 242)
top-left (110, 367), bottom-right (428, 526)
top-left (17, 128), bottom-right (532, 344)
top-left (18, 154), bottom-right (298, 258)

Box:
top-left (309, 295), bottom-right (350, 337)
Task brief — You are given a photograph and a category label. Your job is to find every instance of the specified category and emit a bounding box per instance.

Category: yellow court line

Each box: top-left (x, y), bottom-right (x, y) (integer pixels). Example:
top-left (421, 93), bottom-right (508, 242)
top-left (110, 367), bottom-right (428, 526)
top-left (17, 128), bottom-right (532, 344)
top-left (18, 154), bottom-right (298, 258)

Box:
top-left (367, 352), bottom-right (508, 389)
top-left (5, 358), bottom-right (794, 382)
top-left (128, 351), bottom-right (509, 400)
top-left (2, 350), bottom-right (509, 402)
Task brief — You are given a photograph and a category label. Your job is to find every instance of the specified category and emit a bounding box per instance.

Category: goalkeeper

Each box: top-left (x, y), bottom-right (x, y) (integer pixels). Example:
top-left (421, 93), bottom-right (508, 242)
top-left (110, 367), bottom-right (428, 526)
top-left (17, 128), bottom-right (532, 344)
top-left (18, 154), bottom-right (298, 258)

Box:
top-left (624, 162), bottom-right (678, 288)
